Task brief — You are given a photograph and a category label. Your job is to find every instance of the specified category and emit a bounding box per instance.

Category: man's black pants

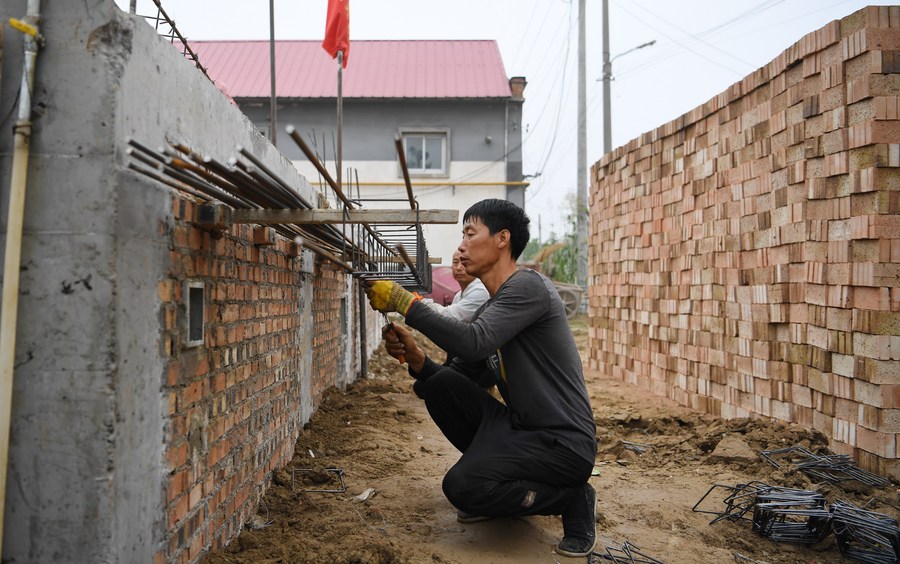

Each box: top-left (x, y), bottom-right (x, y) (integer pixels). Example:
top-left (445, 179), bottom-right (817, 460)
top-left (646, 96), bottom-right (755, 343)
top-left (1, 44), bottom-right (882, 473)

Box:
top-left (413, 368), bottom-right (593, 518)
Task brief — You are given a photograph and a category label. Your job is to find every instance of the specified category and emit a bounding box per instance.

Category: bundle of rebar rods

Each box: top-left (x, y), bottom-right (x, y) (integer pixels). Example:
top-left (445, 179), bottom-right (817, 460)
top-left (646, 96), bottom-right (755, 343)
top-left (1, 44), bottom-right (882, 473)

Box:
top-left (760, 446), bottom-right (889, 488)
top-left (831, 500), bottom-right (900, 563)
top-left (125, 136), bottom-right (431, 291)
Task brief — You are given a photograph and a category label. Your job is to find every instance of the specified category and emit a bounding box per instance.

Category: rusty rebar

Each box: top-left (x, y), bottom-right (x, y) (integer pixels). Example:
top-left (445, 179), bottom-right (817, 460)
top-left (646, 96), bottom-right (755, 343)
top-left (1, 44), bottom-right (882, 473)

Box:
top-left (393, 134), bottom-right (416, 210)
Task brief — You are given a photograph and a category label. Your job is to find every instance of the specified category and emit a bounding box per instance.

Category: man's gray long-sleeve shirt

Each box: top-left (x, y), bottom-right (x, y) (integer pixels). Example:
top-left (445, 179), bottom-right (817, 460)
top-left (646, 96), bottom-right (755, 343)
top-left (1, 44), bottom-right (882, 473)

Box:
top-left (406, 269), bottom-right (597, 464)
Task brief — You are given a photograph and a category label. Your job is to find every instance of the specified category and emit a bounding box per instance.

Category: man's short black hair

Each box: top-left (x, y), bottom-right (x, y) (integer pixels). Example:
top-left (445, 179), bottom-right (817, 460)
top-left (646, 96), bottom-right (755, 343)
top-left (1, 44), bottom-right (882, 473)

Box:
top-left (463, 199), bottom-right (531, 260)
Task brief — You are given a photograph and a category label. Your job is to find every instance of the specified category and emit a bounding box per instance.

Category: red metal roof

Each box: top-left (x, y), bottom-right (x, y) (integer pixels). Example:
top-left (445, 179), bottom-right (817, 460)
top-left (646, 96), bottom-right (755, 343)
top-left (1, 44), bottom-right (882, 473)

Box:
top-left (191, 40), bottom-right (512, 99)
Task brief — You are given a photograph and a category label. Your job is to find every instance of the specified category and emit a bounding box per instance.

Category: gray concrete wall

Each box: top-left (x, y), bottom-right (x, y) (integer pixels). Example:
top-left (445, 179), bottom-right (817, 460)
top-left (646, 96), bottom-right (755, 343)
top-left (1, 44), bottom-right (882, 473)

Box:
top-left (243, 98), bottom-right (516, 166)
top-left (0, 1), bottom-right (320, 561)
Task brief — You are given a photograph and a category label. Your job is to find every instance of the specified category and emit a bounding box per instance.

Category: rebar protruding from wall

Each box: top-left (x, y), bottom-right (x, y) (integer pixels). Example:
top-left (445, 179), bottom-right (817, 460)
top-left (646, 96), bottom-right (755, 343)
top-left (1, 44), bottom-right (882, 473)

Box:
top-left (125, 138), bottom-right (434, 292)
top-left (126, 139), bottom-right (365, 262)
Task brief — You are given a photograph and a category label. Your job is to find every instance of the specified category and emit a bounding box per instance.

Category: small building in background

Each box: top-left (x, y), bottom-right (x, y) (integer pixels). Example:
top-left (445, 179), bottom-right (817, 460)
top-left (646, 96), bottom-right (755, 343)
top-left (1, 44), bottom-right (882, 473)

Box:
top-left (193, 39), bottom-right (528, 266)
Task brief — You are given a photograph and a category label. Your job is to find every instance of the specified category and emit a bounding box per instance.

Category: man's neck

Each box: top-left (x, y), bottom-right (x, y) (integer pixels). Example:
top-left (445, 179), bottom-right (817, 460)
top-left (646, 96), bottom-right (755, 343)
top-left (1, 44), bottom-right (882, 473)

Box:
top-left (479, 260), bottom-right (519, 297)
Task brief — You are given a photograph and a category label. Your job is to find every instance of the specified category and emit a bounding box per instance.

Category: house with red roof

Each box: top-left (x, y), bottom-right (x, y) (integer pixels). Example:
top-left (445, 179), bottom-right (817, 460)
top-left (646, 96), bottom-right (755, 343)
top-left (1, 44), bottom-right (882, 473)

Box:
top-left (192, 39), bottom-right (527, 265)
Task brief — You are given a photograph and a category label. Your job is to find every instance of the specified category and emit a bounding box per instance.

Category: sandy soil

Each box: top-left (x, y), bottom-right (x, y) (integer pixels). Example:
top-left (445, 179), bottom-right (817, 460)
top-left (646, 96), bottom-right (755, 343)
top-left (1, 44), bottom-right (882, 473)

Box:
top-left (206, 316), bottom-right (900, 564)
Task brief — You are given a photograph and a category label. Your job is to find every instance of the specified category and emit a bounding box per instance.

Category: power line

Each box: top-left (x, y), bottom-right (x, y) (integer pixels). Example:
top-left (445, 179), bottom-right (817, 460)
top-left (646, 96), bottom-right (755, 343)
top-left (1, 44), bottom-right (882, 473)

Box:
top-left (612, 0), bottom-right (797, 81)
top-left (611, 0), bottom-right (747, 77)
top-left (526, 0), bottom-right (577, 201)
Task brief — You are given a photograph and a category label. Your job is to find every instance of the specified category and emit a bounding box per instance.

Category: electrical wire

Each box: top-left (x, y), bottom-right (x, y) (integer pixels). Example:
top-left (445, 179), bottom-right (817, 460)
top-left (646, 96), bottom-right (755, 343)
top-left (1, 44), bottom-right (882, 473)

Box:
top-left (613, 0), bottom-right (797, 81)
top-left (611, 0), bottom-right (749, 77)
top-left (509, 1), bottom-right (552, 72)
top-left (524, 0), bottom-right (577, 200)
top-left (706, 0), bottom-right (858, 44)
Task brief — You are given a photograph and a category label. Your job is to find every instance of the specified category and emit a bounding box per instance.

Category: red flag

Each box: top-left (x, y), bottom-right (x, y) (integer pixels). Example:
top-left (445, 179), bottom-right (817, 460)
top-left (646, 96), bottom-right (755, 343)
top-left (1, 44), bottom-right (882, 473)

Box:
top-left (322, 0), bottom-right (350, 68)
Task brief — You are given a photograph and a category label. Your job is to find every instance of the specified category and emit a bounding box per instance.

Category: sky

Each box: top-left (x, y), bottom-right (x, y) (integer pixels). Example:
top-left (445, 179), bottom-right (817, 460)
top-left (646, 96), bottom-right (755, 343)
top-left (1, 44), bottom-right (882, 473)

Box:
top-left (116, 0), bottom-right (890, 241)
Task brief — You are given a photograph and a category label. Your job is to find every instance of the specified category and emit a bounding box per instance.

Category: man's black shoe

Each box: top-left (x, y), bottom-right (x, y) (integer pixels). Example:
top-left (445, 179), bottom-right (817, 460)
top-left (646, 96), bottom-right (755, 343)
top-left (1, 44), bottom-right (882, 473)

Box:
top-left (555, 483), bottom-right (597, 557)
top-left (456, 510), bottom-right (492, 524)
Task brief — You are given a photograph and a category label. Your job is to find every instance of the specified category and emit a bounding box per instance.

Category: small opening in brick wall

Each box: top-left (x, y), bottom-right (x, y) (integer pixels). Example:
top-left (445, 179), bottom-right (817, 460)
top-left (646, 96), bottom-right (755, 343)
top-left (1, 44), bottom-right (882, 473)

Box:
top-left (186, 281), bottom-right (205, 347)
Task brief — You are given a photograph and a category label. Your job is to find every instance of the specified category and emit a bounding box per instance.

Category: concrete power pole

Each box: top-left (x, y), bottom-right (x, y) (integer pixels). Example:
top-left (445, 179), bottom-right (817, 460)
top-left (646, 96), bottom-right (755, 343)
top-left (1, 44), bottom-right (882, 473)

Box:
top-left (576, 0), bottom-right (588, 289)
top-left (602, 0), bottom-right (611, 154)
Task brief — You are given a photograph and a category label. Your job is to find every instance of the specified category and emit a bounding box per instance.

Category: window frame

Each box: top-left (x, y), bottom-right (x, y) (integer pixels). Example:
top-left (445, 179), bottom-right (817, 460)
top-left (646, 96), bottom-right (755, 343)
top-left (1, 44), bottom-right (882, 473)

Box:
top-left (185, 280), bottom-right (205, 348)
top-left (399, 129), bottom-right (450, 177)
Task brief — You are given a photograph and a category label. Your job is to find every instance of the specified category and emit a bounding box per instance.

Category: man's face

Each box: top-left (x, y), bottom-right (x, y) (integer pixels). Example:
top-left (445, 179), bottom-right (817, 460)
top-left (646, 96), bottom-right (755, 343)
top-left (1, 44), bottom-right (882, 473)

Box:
top-left (457, 218), bottom-right (504, 278)
top-left (451, 252), bottom-right (476, 286)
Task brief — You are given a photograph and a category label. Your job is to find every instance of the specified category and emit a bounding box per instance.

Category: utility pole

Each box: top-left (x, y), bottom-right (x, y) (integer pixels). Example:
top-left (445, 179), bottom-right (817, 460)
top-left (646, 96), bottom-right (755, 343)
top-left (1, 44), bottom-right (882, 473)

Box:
top-left (602, 0), bottom-right (611, 153)
top-left (576, 0), bottom-right (588, 289)
top-left (601, 0), bottom-right (654, 154)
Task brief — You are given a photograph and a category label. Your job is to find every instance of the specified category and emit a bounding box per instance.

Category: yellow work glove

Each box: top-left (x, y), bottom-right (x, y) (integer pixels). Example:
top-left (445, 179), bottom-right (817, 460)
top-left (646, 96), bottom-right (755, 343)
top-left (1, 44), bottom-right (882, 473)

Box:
top-left (365, 280), bottom-right (421, 316)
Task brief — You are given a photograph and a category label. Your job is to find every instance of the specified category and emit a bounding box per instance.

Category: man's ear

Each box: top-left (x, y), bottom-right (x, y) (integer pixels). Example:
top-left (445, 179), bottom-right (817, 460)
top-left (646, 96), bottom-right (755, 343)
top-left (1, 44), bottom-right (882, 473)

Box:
top-left (495, 229), bottom-right (511, 250)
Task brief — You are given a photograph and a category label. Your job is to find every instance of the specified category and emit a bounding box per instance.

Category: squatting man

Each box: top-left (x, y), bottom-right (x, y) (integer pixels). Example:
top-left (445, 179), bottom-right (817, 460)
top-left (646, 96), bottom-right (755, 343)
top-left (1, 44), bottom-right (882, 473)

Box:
top-left (365, 199), bottom-right (598, 557)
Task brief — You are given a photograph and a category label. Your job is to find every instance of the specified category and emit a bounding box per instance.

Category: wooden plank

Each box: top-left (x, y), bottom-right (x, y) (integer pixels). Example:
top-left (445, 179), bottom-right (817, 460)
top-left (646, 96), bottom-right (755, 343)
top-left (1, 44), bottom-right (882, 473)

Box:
top-left (230, 208), bottom-right (459, 225)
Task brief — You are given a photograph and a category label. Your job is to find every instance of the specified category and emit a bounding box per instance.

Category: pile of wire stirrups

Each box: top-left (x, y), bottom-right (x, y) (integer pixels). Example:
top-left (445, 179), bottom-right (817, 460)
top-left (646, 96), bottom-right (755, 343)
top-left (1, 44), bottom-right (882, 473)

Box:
top-left (761, 446), bottom-right (889, 488)
top-left (831, 501), bottom-right (900, 563)
top-left (751, 489), bottom-right (831, 544)
top-left (694, 482), bottom-right (900, 561)
top-left (590, 541), bottom-right (664, 563)
top-left (692, 481), bottom-right (773, 524)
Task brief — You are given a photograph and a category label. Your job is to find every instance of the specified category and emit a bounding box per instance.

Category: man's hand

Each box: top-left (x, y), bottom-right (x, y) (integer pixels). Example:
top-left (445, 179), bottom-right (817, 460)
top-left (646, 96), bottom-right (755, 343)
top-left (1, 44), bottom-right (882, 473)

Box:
top-left (382, 323), bottom-right (425, 373)
top-left (365, 280), bottom-right (421, 316)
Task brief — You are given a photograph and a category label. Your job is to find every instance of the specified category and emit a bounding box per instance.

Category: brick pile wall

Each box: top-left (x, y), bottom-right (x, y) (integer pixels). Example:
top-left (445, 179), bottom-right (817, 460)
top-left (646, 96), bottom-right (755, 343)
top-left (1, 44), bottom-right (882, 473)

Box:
top-left (159, 195), bottom-right (349, 561)
top-left (589, 6), bottom-right (899, 477)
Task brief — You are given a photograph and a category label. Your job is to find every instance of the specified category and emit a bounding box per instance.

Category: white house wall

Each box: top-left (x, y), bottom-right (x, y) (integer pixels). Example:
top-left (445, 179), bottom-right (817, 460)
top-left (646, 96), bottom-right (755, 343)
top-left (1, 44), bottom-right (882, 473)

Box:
top-left (292, 159), bottom-right (508, 265)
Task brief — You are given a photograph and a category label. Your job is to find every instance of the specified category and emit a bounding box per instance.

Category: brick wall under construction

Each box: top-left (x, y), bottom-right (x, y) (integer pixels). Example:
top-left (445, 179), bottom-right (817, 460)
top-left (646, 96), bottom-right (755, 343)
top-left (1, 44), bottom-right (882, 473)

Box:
top-left (589, 6), bottom-right (900, 478)
top-left (161, 195), bottom-right (350, 562)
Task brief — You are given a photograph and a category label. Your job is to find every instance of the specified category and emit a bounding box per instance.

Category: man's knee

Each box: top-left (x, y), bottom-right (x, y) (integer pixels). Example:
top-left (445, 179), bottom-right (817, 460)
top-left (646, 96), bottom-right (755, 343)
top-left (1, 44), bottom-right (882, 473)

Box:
top-left (442, 463), bottom-right (483, 510)
top-left (413, 368), bottom-right (467, 400)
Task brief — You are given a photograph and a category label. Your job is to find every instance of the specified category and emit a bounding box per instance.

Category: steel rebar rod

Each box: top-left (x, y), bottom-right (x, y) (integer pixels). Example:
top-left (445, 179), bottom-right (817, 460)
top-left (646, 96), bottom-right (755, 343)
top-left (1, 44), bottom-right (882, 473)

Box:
top-left (393, 134), bottom-right (416, 210)
top-left (237, 146), bottom-right (314, 209)
top-left (296, 237), bottom-right (353, 273)
top-left (286, 125), bottom-right (353, 209)
top-left (127, 161), bottom-right (210, 202)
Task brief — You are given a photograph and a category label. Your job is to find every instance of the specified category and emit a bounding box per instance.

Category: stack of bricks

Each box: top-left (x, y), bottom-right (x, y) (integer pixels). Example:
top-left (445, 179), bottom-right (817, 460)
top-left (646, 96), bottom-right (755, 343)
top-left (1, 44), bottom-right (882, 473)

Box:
top-left (589, 6), bottom-right (899, 478)
top-left (158, 194), bottom-right (347, 562)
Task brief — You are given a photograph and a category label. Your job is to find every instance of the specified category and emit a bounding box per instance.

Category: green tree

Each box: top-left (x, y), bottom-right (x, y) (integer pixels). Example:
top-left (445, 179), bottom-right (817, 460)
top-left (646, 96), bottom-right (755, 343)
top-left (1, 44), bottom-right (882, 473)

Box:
top-left (524, 193), bottom-right (578, 284)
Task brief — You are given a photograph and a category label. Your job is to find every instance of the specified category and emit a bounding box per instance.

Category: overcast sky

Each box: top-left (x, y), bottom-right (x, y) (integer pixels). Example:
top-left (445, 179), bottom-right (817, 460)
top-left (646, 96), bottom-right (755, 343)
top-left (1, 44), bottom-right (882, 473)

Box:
top-left (116, 0), bottom-right (889, 240)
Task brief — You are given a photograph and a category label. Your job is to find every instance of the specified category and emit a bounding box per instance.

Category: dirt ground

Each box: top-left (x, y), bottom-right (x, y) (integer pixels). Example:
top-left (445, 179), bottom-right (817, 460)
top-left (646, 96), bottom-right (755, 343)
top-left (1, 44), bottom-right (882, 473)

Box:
top-left (206, 315), bottom-right (900, 564)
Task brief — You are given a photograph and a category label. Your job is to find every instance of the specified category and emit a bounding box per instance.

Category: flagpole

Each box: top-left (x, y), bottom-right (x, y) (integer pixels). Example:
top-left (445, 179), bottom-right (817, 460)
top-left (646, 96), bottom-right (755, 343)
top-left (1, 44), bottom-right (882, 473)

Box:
top-left (337, 50), bottom-right (343, 195)
top-left (268, 0), bottom-right (277, 147)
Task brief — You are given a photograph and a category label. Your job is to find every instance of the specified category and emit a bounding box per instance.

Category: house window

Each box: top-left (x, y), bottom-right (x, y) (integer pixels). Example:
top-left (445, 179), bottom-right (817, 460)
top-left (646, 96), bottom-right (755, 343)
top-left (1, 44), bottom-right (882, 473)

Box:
top-left (402, 132), bottom-right (448, 175)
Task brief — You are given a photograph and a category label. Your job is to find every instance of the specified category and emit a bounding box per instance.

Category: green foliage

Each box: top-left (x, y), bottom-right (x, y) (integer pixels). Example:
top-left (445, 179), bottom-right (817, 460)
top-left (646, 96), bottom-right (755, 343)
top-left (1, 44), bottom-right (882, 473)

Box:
top-left (521, 238), bottom-right (542, 261)
top-left (525, 194), bottom-right (578, 284)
